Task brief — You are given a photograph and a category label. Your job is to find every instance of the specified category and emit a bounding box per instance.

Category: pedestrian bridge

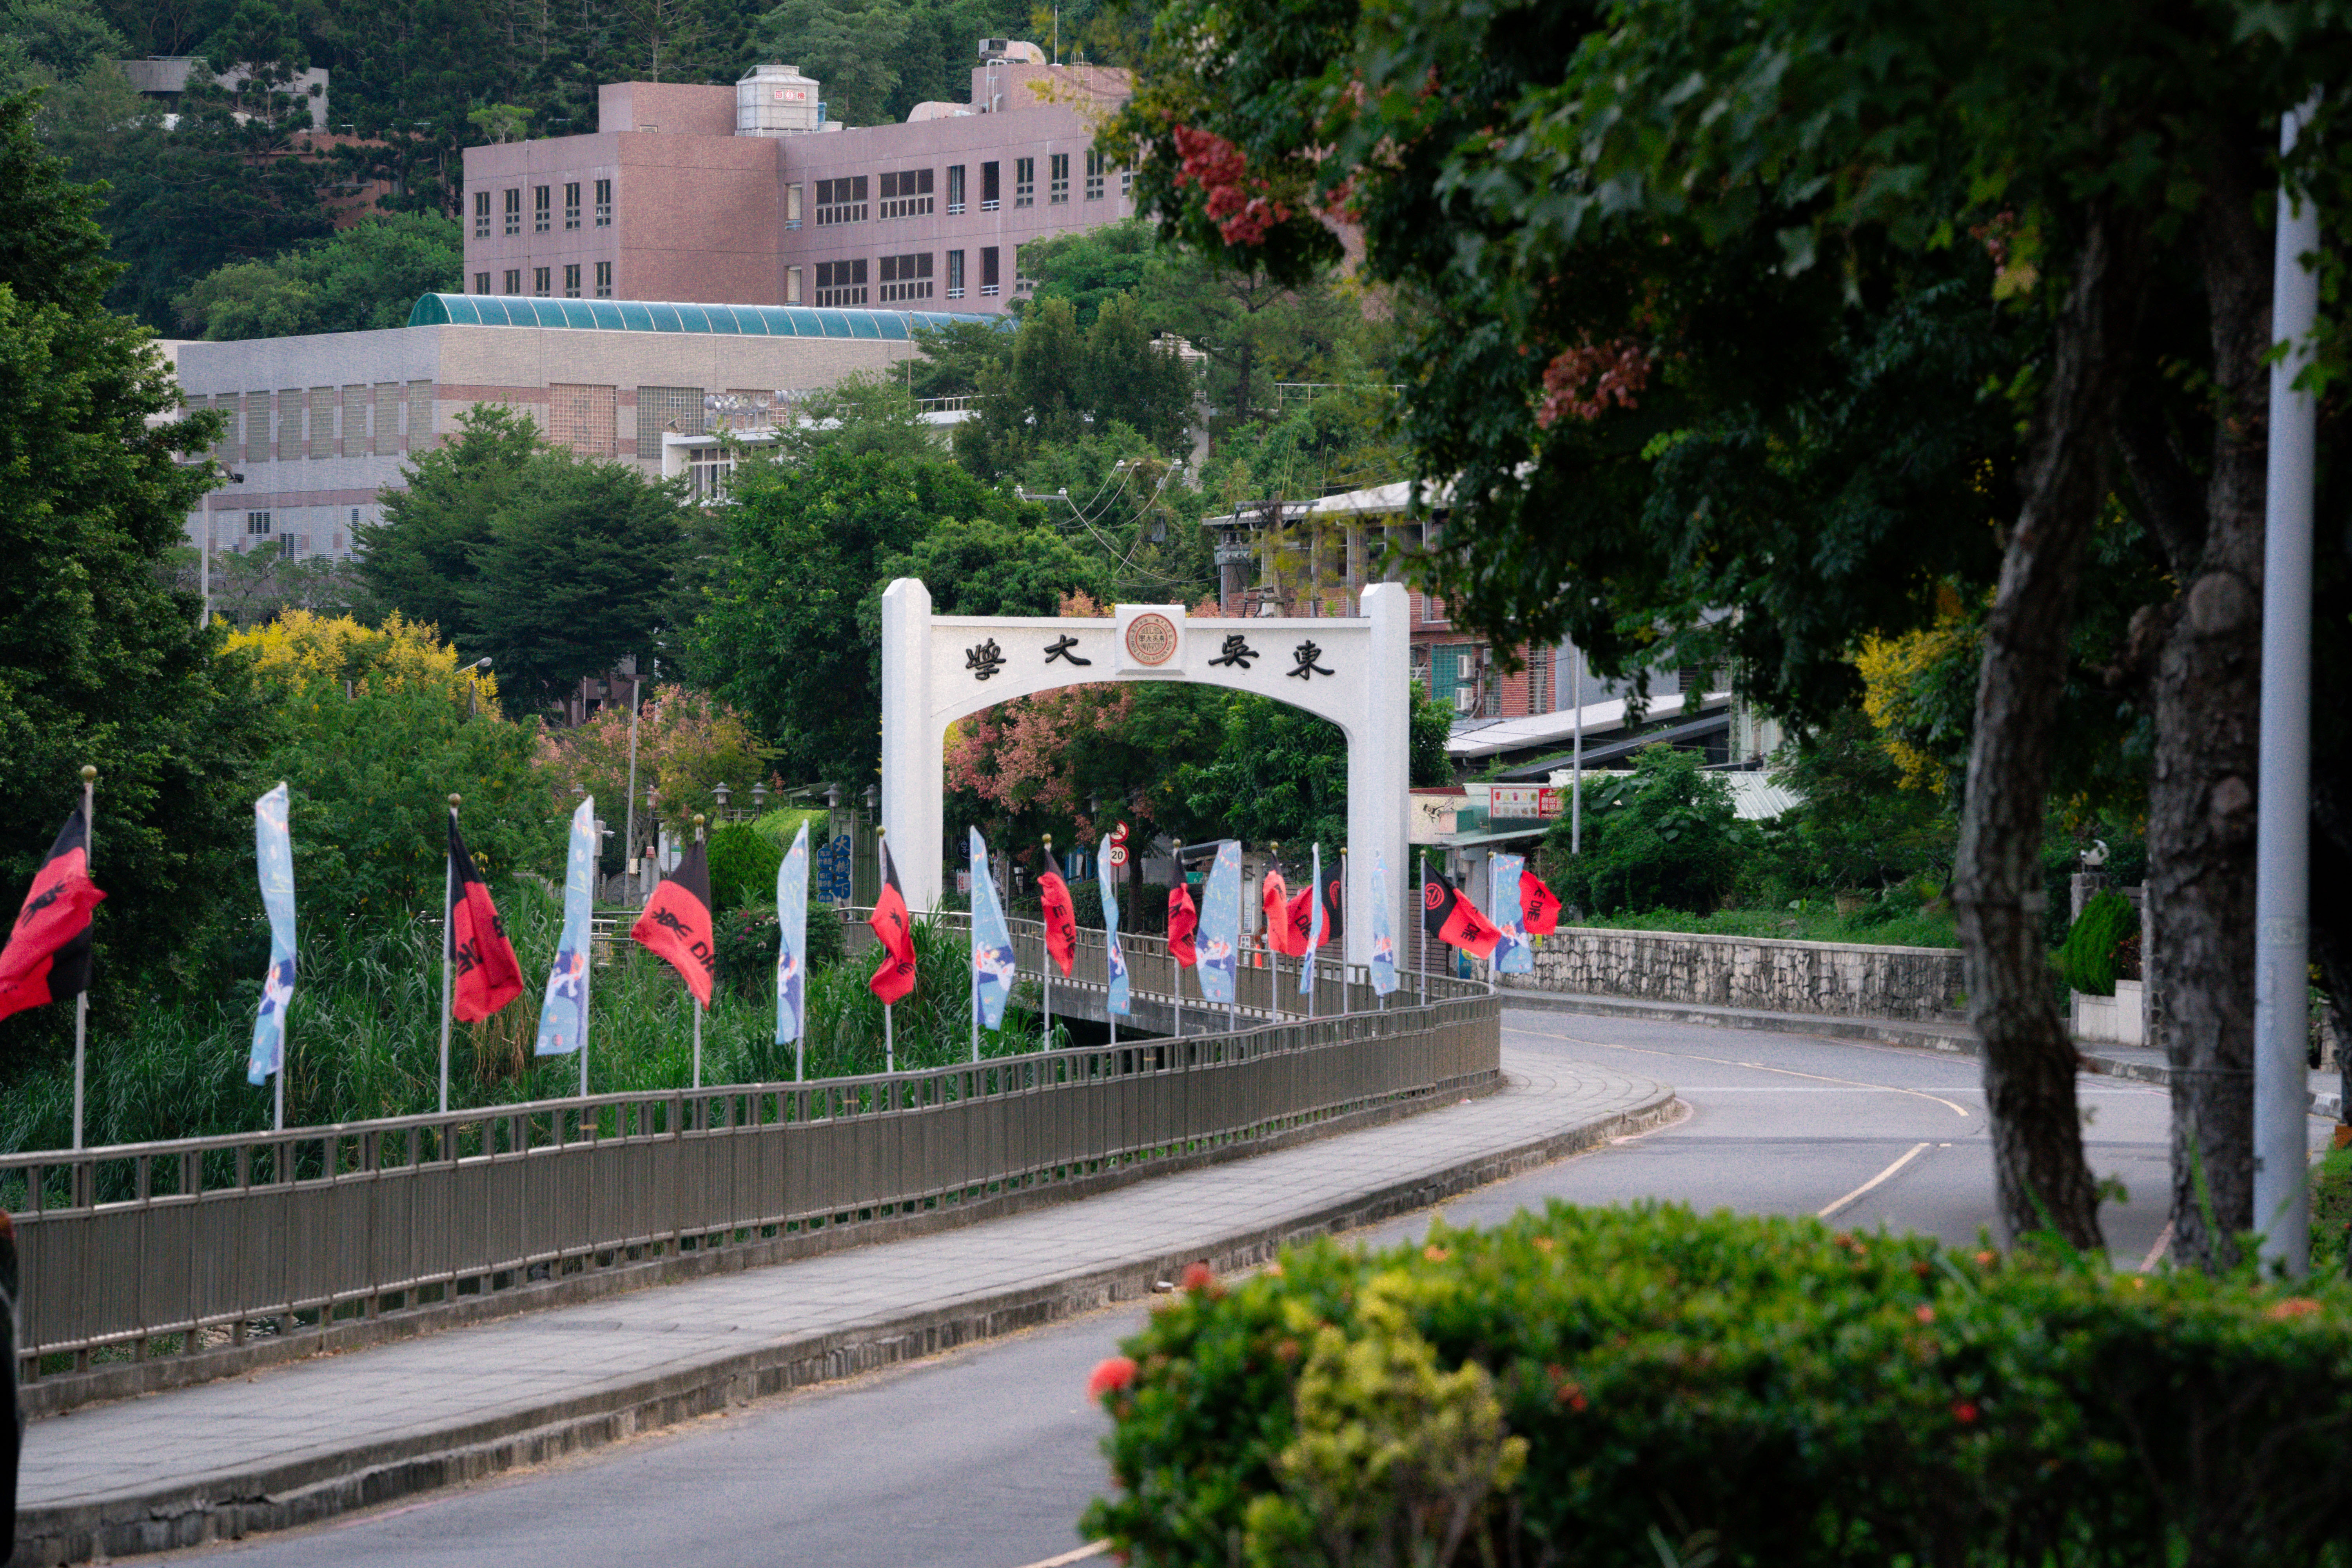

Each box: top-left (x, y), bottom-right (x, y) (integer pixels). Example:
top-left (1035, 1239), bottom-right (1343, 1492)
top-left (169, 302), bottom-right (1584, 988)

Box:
top-left (3, 912), bottom-right (1496, 1417)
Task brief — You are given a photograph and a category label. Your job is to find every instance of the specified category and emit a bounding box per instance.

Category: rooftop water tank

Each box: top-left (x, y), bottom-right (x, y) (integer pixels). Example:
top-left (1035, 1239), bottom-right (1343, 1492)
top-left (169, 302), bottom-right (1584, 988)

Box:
top-left (737, 63), bottom-right (820, 136)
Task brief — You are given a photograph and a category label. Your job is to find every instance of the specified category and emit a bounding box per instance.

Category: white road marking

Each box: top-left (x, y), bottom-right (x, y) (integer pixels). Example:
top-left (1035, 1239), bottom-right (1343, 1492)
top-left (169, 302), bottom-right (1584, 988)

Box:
top-left (1817, 1142), bottom-right (1933, 1219)
top-left (2139, 1220), bottom-right (2175, 1272)
top-left (1505, 1024), bottom-right (1973, 1118)
top-left (1014, 1542), bottom-right (1111, 1568)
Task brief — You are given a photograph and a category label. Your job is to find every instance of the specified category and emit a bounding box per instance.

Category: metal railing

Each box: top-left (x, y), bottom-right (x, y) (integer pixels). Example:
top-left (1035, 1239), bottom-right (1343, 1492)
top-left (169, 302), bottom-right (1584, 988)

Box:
top-left (4, 918), bottom-right (1493, 1388)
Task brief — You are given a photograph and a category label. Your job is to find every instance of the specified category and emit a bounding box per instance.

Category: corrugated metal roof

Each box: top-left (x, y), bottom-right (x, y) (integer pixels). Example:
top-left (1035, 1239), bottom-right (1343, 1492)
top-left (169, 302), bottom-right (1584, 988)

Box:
top-left (404, 294), bottom-right (1007, 340)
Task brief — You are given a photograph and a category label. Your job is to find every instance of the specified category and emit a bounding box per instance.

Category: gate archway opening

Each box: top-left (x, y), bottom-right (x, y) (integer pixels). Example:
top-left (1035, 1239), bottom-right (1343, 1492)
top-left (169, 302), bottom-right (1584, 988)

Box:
top-left (879, 579), bottom-right (1411, 965)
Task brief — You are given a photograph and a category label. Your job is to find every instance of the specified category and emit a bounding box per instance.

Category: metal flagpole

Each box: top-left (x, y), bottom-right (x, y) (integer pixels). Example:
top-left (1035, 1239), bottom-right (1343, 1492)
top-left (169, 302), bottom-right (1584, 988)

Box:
top-left (622, 674), bottom-right (642, 899)
top-left (1572, 652), bottom-right (1584, 856)
top-left (2256, 93), bottom-right (2322, 1275)
top-left (439, 795), bottom-right (458, 1116)
top-left (1041, 835), bottom-right (1054, 1049)
top-left (691, 813), bottom-right (706, 1091)
top-left (970, 908), bottom-right (980, 1063)
top-left (884, 1002), bottom-right (894, 1074)
top-left (72, 765), bottom-right (94, 1152)
top-left (1417, 850), bottom-right (1428, 1003)
top-left (579, 899), bottom-right (592, 1100)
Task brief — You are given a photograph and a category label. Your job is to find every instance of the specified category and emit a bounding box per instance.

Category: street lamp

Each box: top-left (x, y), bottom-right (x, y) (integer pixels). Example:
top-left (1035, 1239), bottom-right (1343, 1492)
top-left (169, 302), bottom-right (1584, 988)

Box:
top-left (713, 781), bottom-right (731, 819)
top-left (862, 783), bottom-right (879, 816)
top-left (199, 470), bottom-right (245, 629)
top-left (465, 656), bottom-right (492, 718)
top-left (752, 780), bottom-right (769, 811)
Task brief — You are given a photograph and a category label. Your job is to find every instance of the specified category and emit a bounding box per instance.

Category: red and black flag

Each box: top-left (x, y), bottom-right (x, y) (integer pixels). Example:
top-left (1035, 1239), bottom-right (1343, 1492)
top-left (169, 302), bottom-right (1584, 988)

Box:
top-left (867, 838), bottom-right (917, 1005)
top-left (449, 817), bottom-right (525, 1020)
top-left (631, 838), bottom-right (717, 1008)
top-left (1521, 870), bottom-right (1563, 935)
top-left (1421, 865), bottom-right (1502, 960)
top-left (0, 810), bottom-right (106, 1024)
top-left (1262, 869), bottom-right (1302, 956)
top-left (1038, 867), bottom-right (1078, 977)
top-left (1285, 885), bottom-right (1320, 953)
top-left (1322, 871), bottom-right (1345, 947)
top-left (1167, 884), bottom-right (1199, 966)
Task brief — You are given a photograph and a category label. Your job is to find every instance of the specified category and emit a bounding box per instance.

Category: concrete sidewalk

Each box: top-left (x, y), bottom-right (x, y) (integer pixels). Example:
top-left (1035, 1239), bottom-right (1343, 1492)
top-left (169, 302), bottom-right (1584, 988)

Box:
top-left (1501, 985), bottom-right (2344, 1119)
top-left (15, 1047), bottom-right (1673, 1567)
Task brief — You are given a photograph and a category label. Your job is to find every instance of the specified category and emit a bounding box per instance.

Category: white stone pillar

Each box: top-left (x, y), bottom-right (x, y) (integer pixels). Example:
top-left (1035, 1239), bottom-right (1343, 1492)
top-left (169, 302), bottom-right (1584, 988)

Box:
top-left (1348, 582), bottom-right (1411, 968)
top-left (879, 577), bottom-right (943, 913)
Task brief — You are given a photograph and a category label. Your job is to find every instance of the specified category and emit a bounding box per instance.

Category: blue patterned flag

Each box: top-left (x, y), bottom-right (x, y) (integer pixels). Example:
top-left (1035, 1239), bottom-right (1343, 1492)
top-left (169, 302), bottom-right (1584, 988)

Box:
top-left (775, 820), bottom-right (809, 1045)
top-left (1299, 843), bottom-right (1324, 996)
top-left (1102, 864), bottom-right (1129, 1016)
top-left (535, 797), bottom-right (597, 1054)
top-left (247, 782), bottom-right (296, 1086)
top-left (1196, 839), bottom-right (1241, 1005)
top-left (970, 828), bottom-right (1018, 1029)
top-left (1490, 853), bottom-right (1534, 975)
top-left (1370, 851), bottom-right (1399, 996)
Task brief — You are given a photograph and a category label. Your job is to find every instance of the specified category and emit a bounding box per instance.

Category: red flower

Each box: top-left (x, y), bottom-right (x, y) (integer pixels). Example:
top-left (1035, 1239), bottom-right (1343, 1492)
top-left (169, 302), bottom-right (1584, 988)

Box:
top-left (2267, 1297), bottom-right (2323, 1321)
top-left (1953, 1401), bottom-right (1979, 1425)
top-left (1088, 1356), bottom-right (1139, 1400)
top-left (1915, 1306), bottom-right (1936, 1325)
top-left (1180, 1261), bottom-right (1216, 1293)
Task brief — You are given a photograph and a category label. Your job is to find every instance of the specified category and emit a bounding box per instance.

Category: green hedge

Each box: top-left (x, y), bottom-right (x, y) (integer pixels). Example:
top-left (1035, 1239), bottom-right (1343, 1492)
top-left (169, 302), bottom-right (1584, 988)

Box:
top-left (2056, 890), bottom-right (2135, 996)
top-left (1083, 1205), bottom-right (2352, 1567)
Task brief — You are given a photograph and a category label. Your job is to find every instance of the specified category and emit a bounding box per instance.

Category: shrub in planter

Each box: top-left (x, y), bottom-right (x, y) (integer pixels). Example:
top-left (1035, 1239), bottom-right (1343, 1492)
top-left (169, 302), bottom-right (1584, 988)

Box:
top-left (1082, 1203), bottom-right (2352, 1567)
top-left (711, 900), bottom-right (845, 997)
top-left (2056, 889), bottom-right (2135, 996)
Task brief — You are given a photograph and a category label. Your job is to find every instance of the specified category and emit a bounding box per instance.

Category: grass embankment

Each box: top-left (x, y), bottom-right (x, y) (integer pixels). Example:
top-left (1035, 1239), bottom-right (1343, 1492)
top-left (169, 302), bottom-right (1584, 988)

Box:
top-left (1566, 903), bottom-right (1961, 949)
top-left (0, 885), bottom-right (1052, 1154)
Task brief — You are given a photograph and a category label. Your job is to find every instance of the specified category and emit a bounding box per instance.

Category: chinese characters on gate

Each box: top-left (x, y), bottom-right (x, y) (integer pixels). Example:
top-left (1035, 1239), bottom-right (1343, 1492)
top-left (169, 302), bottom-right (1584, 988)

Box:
top-left (966, 631), bottom-right (1338, 682)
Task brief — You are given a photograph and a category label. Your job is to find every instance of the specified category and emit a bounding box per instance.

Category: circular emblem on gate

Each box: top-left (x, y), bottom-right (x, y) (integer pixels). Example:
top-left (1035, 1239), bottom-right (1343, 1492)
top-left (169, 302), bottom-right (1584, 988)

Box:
top-left (1124, 612), bottom-right (1178, 666)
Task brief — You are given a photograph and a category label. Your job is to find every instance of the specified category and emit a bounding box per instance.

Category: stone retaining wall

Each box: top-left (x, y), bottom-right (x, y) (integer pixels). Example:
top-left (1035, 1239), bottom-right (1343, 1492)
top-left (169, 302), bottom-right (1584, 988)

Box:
top-left (1504, 927), bottom-right (1965, 1021)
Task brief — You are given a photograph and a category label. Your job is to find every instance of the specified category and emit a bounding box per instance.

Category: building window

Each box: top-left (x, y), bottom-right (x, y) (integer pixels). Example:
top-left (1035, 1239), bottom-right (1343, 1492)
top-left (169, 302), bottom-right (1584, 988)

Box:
top-left (245, 511), bottom-right (272, 536)
top-left (594, 178), bottom-right (612, 226)
top-left (563, 263), bottom-right (581, 297)
top-left (1085, 149), bottom-right (1107, 201)
top-left (1049, 152), bottom-right (1069, 204)
top-left (946, 164), bottom-right (965, 214)
top-left (879, 168), bottom-right (933, 218)
top-left (503, 269), bottom-right (521, 294)
top-left (473, 189), bottom-right (490, 238)
top-left (533, 266), bottom-right (550, 295)
top-left (1122, 167), bottom-right (1132, 198)
top-left (503, 188), bottom-right (520, 235)
top-left (946, 249), bottom-right (964, 299)
top-left (785, 265), bottom-right (802, 303)
top-left (474, 272), bottom-right (490, 295)
top-left (595, 261), bottom-right (612, 298)
top-left (534, 185), bottom-right (551, 232)
top-left (980, 246), bottom-right (1000, 296)
top-left (814, 176), bottom-right (869, 225)
top-left (1014, 156), bottom-right (1034, 208)
top-left (981, 161), bottom-right (1000, 211)
top-left (564, 181), bottom-right (581, 229)
top-left (878, 252), bottom-right (933, 302)
top-left (786, 183), bottom-right (802, 229)
top-left (815, 258), bottom-right (867, 307)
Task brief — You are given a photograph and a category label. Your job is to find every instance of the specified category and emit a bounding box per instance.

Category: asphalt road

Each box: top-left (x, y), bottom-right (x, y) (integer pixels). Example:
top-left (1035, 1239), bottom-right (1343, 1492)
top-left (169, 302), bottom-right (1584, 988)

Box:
top-left (145, 1008), bottom-right (2198, 1568)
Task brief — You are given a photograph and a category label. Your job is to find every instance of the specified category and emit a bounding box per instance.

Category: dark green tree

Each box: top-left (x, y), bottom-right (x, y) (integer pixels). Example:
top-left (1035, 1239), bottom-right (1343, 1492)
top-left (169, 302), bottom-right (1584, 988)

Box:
top-left (172, 211), bottom-right (462, 338)
top-left (0, 89), bottom-right (273, 1071)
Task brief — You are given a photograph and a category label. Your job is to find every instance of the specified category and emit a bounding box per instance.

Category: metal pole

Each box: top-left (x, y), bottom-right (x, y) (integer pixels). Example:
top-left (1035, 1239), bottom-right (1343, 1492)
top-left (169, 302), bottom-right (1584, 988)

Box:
top-left (691, 813), bottom-right (706, 1091)
top-left (1042, 835), bottom-right (1054, 1049)
top-left (198, 490), bottom-right (211, 631)
top-left (884, 1002), bottom-right (894, 1074)
top-left (72, 765), bottom-right (94, 1152)
top-left (970, 912), bottom-right (980, 1063)
top-left (1572, 651), bottom-right (1583, 856)
top-left (438, 795), bottom-right (457, 1115)
top-left (622, 675), bottom-right (641, 899)
top-left (2256, 94), bottom-right (2321, 1276)
top-left (579, 908), bottom-right (592, 1100)
top-left (1417, 851), bottom-right (1428, 1003)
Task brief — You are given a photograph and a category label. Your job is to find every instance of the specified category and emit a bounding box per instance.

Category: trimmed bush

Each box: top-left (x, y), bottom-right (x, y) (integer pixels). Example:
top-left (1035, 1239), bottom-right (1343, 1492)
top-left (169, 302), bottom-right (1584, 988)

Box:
top-left (1083, 1204), bottom-right (2352, 1567)
top-left (2056, 889), bottom-right (2135, 996)
top-left (706, 823), bottom-right (784, 912)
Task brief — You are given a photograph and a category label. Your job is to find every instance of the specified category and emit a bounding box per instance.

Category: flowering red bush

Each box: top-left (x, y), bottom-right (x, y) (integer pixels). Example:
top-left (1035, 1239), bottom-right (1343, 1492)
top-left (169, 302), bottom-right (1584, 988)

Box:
top-left (1171, 124), bottom-right (1293, 247)
top-left (1534, 338), bottom-right (1654, 427)
top-left (1180, 1261), bottom-right (1216, 1293)
top-left (1088, 1355), bottom-right (1139, 1401)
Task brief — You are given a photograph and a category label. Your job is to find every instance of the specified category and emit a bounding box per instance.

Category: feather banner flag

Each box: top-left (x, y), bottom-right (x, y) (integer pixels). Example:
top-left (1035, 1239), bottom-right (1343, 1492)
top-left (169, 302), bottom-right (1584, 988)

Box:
top-left (1196, 840), bottom-right (1241, 1005)
top-left (969, 828), bottom-right (1018, 1030)
top-left (1298, 844), bottom-right (1324, 996)
top-left (1490, 853), bottom-right (1534, 975)
top-left (1369, 851), bottom-right (1399, 996)
top-left (246, 783), bottom-right (296, 1085)
top-left (535, 797), bottom-right (597, 1055)
top-left (1102, 865), bottom-right (1129, 1016)
top-left (775, 820), bottom-right (809, 1046)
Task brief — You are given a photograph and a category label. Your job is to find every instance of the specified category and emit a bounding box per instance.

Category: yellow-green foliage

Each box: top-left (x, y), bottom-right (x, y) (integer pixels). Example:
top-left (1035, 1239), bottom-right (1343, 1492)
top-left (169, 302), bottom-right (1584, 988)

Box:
top-left (1854, 595), bottom-right (1975, 795)
top-left (1245, 1269), bottom-right (1527, 1568)
top-left (225, 609), bottom-right (500, 714)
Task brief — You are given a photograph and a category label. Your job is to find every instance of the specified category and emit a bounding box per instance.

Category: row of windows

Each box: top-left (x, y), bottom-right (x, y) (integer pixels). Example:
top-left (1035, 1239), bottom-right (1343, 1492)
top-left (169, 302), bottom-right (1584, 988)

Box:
top-left (783, 155), bottom-right (1127, 229)
top-left (475, 180), bottom-right (613, 238)
top-left (474, 262), bottom-right (615, 298)
top-left (192, 384), bottom-right (435, 465)
top-left (784, 247), bottom-right (1001, 304)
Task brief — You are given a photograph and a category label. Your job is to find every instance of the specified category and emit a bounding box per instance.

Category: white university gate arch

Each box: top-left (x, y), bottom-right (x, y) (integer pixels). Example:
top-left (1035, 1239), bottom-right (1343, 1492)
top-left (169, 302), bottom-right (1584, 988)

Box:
top-left (879, 578), bottom-right (1411, 967)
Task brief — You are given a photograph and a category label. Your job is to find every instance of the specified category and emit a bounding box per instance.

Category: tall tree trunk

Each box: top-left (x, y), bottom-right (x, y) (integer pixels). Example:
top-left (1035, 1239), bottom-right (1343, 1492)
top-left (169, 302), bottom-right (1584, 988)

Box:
top-left (1955, 211), bottom-right (2139, 1251)
top-left (2144, 144), bottom-right (2271, 1271)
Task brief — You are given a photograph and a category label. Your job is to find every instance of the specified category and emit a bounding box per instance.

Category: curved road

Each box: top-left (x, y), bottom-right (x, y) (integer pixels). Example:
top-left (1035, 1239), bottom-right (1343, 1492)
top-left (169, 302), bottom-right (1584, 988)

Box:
top-left (147, 1006), bottom-right (2185, 1568)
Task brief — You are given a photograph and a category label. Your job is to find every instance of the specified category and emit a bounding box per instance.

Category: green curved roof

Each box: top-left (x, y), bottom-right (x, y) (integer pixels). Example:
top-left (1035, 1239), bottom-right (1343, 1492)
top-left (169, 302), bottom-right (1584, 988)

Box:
top-left (404, 294), bottom-right (1007, 340)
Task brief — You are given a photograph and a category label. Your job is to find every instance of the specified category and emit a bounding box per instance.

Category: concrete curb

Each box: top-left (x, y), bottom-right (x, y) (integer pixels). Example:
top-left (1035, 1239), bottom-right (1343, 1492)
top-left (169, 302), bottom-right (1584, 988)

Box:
top-left (13, 1078), bottom-right (1680, 1566)
top-left (1502, 989), bottom-right (2347, 1119)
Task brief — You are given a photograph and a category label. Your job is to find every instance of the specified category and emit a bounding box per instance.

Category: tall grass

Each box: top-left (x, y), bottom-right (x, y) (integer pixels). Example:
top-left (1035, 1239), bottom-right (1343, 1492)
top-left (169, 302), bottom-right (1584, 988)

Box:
top-left (0, 885), bottom-right (1064, 1154)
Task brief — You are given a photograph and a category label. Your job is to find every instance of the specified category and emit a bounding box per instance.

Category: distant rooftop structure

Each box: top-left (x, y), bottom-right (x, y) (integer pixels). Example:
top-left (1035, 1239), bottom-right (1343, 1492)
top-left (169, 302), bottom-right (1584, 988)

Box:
top-left (407, 293), bottom-right (1006, 340)
top-left (117, 56), bottom-right (329, 131)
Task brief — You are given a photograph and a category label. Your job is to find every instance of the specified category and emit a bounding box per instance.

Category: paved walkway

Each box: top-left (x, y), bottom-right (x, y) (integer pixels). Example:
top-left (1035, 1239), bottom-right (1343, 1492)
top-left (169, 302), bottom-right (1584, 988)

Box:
top-left (16, 1044), bottom-right (1673, 1565)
